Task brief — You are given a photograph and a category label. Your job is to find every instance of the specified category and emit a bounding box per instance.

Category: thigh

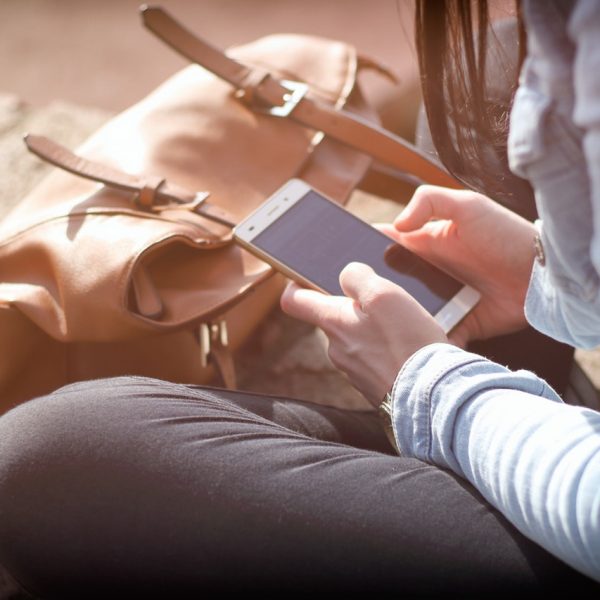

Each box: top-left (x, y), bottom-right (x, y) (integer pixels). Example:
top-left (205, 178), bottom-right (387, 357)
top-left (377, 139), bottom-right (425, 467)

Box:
top-left (0, 377), bottom-right (594, 596)
top-left (191, 383), bottom-right (394, 453)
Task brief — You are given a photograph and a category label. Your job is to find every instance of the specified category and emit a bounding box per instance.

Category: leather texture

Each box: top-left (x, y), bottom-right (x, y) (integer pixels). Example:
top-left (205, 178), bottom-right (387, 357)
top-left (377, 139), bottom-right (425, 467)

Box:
top-left (24, 135), bottom-right (236, 226)
top-left (0, 7), bottom-right (459, 413)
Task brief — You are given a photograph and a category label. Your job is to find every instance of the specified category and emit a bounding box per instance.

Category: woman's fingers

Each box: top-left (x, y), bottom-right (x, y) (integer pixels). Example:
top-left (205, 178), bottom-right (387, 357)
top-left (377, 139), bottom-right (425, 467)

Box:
top-left (280, 282), bottom-right (345, 328)
top-left (339, 262), bottom-right (407, 315)
top-left (338, 262), bottom-right (378, 307)
top-left (281, 264), bottom-right (389, 328)
top-left (281, 265), bottom-right (448, 406)
top-left (393, 185), bottom-right (471, 232)
top-left (373, 223), bottom-right (403, 242)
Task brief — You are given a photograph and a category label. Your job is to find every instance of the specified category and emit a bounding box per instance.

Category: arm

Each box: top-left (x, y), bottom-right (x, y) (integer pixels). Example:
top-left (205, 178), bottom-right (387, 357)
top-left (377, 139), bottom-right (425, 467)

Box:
top-left (281, 196), bottom-right (600, 580)
top-left (392, 2), bottom-right (600, 575)
top-left (508, 0), bottom-right (600, 349)
top-left (281, 183), bottom-right (540, 397)
top-left (393, 343), bottom-right (600, 581)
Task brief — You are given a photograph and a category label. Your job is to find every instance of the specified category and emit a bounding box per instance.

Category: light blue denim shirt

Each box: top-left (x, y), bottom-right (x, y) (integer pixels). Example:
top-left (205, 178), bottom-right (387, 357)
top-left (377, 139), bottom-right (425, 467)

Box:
top-left (392, 0), bottom-right (600, 582)
top-left (512, 0), bottom-right (600, 349)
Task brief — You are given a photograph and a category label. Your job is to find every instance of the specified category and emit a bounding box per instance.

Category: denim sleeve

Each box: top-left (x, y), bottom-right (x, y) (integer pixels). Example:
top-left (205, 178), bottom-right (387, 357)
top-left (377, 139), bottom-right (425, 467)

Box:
top-left (518, 0), bottom-right (600, 349)
top-left (392, 343), bottom-right (600, 582)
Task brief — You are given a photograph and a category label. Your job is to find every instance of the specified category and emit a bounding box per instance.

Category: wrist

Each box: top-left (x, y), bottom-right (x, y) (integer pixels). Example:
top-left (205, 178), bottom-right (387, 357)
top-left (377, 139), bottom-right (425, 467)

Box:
top-left (376, 344), bottom-right (432, 455)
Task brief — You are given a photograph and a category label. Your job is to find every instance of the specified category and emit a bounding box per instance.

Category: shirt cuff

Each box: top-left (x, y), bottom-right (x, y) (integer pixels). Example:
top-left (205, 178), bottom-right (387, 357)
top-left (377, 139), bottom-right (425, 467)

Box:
top-left (525, 223), bottom-right (600, 349)
top-left (390, 343), bottom-right (562, 475)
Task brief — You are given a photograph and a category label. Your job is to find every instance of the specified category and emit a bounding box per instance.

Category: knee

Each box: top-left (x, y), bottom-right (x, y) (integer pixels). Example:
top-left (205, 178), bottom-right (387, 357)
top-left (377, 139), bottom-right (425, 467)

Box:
top-left (0, 376), bottom-right (148, 471)
top-left (0, 388), bottom-right (104, 524)
top-left (0, 374), bottom-right (209, 524)
top-left (0, 393), bottom-right (78, 495)
top-left (0, 377), bottom-right (166, 591)
top-left (0, 376), bottom-right (232, 594)
top-left (0, 380), bottom-right (142, 531)
top-left (0, 375), bottom-right (176, 480)
top-left (0, 393), bottom-right (81, 591)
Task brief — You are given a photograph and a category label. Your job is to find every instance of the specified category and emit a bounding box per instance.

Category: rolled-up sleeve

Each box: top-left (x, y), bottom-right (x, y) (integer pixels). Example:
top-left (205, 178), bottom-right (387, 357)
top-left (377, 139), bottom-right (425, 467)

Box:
top-left (392, 343), bottom-right (600, 582)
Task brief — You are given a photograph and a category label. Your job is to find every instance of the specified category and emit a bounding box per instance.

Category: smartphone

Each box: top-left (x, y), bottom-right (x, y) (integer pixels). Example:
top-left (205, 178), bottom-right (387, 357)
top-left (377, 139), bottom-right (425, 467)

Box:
top-left (234, 179), bottom-right (480, 333)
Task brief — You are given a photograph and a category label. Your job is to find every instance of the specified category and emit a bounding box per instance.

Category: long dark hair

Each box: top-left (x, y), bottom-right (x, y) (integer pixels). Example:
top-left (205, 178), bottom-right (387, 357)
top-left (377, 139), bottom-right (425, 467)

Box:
top-left (415, 1), bottom-right (533, 216)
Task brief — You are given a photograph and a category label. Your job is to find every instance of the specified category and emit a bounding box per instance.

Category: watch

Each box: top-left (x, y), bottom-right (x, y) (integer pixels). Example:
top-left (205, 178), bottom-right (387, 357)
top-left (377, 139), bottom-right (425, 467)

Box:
top-left (379, 392), bottom-right (400, 454)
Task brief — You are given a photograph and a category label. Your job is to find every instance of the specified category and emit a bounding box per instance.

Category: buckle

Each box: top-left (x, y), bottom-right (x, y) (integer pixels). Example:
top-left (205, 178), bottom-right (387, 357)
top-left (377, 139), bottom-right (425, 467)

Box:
top-left (235, 78), bottom-right (308, 117)
top-left (235, 76), bottom-right (308, 118)
top-left (266, 80), bottom-right (308, 117)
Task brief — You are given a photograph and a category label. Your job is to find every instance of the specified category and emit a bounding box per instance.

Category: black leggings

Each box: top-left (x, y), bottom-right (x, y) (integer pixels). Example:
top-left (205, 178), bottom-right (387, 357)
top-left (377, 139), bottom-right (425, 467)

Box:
top-left (0, 376), bottom-right (597, 597)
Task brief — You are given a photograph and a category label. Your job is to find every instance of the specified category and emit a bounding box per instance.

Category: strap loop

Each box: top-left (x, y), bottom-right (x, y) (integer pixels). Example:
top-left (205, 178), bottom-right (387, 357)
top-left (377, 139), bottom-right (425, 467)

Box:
top-left (24, 134), bottom-right (238, 228)
top-left (136, 176), bottom-right (166, 209)
top-left (236, 68), bottom-right (271, 107)
top-left (199, 320), bottom-right (237, 389)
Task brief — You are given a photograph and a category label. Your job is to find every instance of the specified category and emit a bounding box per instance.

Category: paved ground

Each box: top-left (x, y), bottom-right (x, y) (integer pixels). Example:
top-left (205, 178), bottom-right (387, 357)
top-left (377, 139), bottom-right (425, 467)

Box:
top-left (0, 0), bottom-right (420, 132)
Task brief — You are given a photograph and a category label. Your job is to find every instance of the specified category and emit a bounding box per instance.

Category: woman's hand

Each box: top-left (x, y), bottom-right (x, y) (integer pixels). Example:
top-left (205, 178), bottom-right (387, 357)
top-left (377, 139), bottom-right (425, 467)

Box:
top-left (280, 262), bottom-right (447, 407)
top-left (280, 185), bottom-right (535, 404)
top-left (383, 185), bottom-right (537, 347)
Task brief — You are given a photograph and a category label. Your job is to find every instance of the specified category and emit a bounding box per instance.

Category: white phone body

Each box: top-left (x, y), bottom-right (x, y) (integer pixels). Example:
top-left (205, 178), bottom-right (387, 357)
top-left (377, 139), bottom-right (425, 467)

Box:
top-left (234, 179), bottom-right (480, 333)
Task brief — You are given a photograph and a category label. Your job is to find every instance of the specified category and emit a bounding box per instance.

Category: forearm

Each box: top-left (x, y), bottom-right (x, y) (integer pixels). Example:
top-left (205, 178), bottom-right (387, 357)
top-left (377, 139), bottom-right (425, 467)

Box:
top-left (392, 343), bottom-right (600, 581)
top-left (514, 0), bottom-right (600, 349)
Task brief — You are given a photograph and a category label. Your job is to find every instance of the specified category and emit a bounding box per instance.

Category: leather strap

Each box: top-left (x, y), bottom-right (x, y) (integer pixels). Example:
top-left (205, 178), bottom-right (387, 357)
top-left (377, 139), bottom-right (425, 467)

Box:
top-left (210, 344), bottom-right (237, 390)
top-left (24, 134), bottom-right (237, 228)
top-left (198, 321), bottom-right (237, 389)
top-left (141, 6), bottom-right (462, 190)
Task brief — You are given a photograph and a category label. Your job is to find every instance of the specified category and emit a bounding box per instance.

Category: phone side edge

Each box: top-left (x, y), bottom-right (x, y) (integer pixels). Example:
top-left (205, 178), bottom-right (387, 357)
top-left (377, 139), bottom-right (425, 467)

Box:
top-left (433, 285), bottom-right (481, 334)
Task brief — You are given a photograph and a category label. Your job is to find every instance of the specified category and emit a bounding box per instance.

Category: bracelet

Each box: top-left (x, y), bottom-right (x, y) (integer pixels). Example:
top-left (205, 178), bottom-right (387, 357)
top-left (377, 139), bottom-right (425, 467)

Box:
top-left (378, 392), bottom-right (400, 454)
top-left (534, 233), bottom-right (546, 266)
top-left (533, 219), bottom-right (545, 267)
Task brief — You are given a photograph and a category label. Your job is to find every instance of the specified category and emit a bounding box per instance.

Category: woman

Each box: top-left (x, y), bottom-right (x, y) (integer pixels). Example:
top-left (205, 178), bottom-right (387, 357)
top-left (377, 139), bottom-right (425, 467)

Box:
top-left (0, 0), bottom-right (598, 596)
top-left (282, 0), bottom-right (600, 581)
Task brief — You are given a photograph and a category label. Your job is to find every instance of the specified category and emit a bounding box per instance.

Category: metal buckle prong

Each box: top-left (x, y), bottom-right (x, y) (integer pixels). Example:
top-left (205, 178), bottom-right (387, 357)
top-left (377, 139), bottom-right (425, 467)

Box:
top-left (235, 78), bottom-right (308, 118)
top-left (265, 80), bottom-right (309, 118)
top-left (254, 79), bottom-right (308, 117)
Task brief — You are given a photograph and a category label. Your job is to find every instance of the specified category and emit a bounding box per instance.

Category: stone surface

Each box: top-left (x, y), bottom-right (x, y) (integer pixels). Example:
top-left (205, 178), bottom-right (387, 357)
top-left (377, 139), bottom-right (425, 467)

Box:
top-left (0, 93), bottom-right (110, 219)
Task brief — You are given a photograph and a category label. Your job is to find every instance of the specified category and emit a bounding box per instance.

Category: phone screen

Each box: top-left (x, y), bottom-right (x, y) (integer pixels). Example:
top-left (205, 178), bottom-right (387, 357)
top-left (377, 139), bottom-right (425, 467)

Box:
top-left (250, 189), bottom-right (463, 316)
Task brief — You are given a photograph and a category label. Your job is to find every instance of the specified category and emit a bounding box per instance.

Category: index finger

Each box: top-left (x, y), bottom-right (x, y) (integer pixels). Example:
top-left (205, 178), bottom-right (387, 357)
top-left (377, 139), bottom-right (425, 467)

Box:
top-left (280, 282), bottom-right (346, 329)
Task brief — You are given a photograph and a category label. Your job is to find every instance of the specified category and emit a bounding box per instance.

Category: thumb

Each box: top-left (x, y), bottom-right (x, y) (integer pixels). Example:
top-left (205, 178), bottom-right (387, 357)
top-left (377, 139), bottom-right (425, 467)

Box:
top-left (394, 185), bottom-right (467, 232)
top-left (339, 262), bottom-right (387, 309)
top-left (373, 223), bottom-right (403, 243)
